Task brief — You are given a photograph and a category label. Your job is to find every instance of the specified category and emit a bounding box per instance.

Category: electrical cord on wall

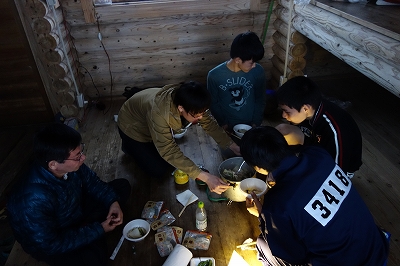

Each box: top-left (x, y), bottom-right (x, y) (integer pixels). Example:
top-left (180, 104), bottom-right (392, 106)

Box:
top-left (96, 16), bottom-right (113, 115)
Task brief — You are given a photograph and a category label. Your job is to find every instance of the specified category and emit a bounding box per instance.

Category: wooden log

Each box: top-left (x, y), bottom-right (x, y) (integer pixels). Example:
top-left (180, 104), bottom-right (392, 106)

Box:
top-left (274, 5), bottom-right (292, 25)
top-left (48, 62), bottom-right (69, 79)
top-left (272, 43), bottom-right (306, 71)
top-left (290, 1), bottom-right (400, 66)
top-left (72, 24), bottom-right (258, 52)
top-left (24, 0), bottom-right (48, 18)
top-left (32, 8), bottom-right (64, 34)
top-left (52, 76), bottom-right (72, 91)
top-left (37, 32), bottom-right (59, 49)
top-left (270, 65), bottom-right (283, 87)
top-left (293, 16), bottom-right (400, 97)
top-left (80, 0), bottom-right (96, 23)
top-left (271, 55), bottom-right (303, 79)
top-left (70, 13), bottom-right (257, 39)
top-left (77, 0), bottom-right (252, 26)
top-left (272, 31), bottom-right (307, 58)
top-left (37, 29), bottom-right (69, 51)
top-left (60, 104), bottom-right (79, 118)
top-left (44, 48), bottom-right (65, 63)
top-left (43, 46), bottom-right (74, 67)
top-left (273, 18), bottom-right (307, 44)
top-left (56, 89), bottom-right (76, 105)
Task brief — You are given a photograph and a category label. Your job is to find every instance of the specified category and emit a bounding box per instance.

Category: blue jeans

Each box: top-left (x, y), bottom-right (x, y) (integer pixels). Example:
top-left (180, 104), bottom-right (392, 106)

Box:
top-left (118, 127), bottom-right (173, 178)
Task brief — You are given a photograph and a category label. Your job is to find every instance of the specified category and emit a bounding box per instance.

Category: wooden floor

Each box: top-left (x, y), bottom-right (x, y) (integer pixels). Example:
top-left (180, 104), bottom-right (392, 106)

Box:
top-left (2, 73), bottom-right (400, 265)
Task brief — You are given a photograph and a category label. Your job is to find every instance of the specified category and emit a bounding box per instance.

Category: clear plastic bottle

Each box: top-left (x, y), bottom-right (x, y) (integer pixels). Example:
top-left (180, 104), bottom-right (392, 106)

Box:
top-left (195, 201), bottom-right (207, 231)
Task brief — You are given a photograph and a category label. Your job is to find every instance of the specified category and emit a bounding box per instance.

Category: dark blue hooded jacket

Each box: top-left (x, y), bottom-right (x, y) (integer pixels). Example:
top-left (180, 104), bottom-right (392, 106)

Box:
top-left (259, 146), bottom-right (388, 265)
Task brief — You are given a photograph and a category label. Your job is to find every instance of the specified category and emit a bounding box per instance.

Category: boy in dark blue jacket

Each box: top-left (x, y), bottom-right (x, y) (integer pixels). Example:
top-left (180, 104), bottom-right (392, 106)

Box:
top-left (7, 123), bottom-right (130, 266)
top-left (241, 126), bottom-right (388, 266)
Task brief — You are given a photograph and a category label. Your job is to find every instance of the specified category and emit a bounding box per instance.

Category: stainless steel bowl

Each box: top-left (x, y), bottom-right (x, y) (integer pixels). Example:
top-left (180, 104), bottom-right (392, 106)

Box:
top-left (218, 157), bottom-right (255, 202)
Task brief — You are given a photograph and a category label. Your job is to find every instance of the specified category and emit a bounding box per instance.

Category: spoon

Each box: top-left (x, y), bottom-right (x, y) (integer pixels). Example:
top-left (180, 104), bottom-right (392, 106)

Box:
top-left (237, 160), bottom-right (246, 173)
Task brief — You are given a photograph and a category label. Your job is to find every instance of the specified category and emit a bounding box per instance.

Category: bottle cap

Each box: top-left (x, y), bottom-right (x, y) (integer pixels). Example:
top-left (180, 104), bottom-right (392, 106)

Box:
top-left (198, 201), bottom-right (204, 208)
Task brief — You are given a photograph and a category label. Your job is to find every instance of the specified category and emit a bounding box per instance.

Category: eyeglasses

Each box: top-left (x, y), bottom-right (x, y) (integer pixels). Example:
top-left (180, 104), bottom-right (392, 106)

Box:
top-left (65, 143), bottom-right (85, 162)
top-left (187, 109), bottom-right (208, 119)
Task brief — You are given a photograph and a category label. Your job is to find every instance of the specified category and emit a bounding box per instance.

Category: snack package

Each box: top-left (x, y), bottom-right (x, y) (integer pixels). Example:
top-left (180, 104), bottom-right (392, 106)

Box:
top-left (155, 226), bottom-right (184, 257)
top-left (151, 209), bottom-right (176, 231)
top-left (141, 201), bottom-right (164, 223)
top-left (182, 230), bottom-right (212, 250)
top-left (155, 231), bottom-right (174, 257)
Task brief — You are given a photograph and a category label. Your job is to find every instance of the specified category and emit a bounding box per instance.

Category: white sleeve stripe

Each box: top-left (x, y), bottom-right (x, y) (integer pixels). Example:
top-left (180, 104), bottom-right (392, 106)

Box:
top-left (322, 114), bottom-right (340, 165)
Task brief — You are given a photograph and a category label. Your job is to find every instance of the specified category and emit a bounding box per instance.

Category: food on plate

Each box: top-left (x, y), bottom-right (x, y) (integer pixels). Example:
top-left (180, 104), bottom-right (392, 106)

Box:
top-left (245, 188), bottom-right (262, 194)
top-left (237, 128), bottom-right (248, 134)
top-left (127, 227), bottom-right (147, 239)
top-left (198, 259), bottom-right (213, 266)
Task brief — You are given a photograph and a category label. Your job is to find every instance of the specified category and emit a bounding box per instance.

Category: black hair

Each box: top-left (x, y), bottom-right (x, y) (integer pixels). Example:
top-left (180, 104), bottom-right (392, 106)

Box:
top-left (240, 126), bottom-right (291, 172)
top-left (230, 31), bottom-right (265, 62)
top-left (34, 123), bottom-right (82, 168)
top-left (276, 76), bottom-right (322, 111)
top-left (173, 81), bottom-right (211, 115)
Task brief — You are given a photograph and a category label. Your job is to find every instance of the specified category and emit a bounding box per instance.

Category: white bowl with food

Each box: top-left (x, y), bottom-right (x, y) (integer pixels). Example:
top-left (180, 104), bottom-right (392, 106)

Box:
top-left (173, 128), bottom-right (187, 139)
top-left (239, 178), bottom-right (268, 199)
top-left (123, 219), bottom-right (150, 242)
top-left (233, 124), bottom-right (252, 138)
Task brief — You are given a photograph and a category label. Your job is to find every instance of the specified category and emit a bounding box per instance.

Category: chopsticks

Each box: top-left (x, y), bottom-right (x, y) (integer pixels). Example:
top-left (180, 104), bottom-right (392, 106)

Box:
top-left (110, 235), bottom-right (125, 260)
top-left (236, 241), bottom-right (257, 248)
top-left (178, 194), bottom-right (195, 217)
top-left (224, 130), bottom-right (241, 140)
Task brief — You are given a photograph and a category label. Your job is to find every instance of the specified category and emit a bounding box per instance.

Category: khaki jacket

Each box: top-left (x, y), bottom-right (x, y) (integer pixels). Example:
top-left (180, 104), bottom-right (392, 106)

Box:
top-left (117, 84), bottom-right (233, 178)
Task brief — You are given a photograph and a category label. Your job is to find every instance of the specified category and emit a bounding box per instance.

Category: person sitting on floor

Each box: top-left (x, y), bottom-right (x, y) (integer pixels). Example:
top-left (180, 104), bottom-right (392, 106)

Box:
top-left (207, 31), bottom-right (267, 134)
top-left (7, 123), bottom-right (131, 266)
top-left (117, 80), bottom-right (241, 194)
top-left (275, 76), bottom-right (362, 177)
top-left (241, 126), bottom-right (389, 266)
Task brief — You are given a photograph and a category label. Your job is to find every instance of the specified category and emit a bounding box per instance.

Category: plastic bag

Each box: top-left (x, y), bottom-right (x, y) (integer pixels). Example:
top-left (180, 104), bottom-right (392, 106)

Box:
top-left (141, 201), bottom-right (164, 223)
top-left (182, 230), bottom-right (212, 250)
top-left (151, 209), bottom-right (176, 230)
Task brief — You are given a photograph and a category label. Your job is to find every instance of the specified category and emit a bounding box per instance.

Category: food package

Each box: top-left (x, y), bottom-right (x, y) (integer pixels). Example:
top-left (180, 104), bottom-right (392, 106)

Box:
top-left (182, 230), bottom-right (212, 250)
top-left (141, 201), bottom-right (164, 223)
top-left (155, 226), bottom-right (183, 257)
top-left (151, 209), bottom-right (176, 231)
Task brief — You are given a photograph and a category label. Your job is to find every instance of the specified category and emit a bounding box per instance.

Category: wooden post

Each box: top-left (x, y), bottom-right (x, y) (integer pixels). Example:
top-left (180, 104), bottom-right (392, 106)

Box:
top-left (80, 0), bottom-right (96, 24)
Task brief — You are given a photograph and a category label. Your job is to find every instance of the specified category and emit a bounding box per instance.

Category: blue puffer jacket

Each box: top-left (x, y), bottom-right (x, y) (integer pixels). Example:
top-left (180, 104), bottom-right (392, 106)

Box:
top-left (7, 163), bottom-right (119, 259)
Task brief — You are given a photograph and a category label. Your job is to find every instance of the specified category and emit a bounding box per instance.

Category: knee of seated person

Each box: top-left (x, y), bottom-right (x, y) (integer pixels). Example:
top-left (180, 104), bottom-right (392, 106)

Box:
top-left (144, 164), bottom-right (173, 178)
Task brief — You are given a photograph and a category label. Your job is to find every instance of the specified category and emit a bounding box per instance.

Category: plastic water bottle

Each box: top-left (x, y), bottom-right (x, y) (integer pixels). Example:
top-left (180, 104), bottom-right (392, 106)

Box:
top-left (196, 201), bottom-right (207, 231)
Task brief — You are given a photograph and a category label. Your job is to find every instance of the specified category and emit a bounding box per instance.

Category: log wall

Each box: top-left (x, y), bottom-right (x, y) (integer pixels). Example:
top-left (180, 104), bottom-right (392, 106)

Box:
top-left (269, 3), bottom-right (307, 89)
top-left (59, 0), bottom-right (276, 99)
top-left (13, 0), bottom-right (82, 118)
top-left (277, 0), bottom-right (400, 97)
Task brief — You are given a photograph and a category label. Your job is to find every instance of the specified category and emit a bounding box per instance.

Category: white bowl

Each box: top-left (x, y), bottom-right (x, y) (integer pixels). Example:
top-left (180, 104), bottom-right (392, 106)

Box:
top-left (173, 128), bottom-right (187, 139)
top-left (123, 219), bottom-right (150, 242)
top-left (239, 178), bottom-right (268, 198)
top-left (233, 124), bottom-right (252, 138)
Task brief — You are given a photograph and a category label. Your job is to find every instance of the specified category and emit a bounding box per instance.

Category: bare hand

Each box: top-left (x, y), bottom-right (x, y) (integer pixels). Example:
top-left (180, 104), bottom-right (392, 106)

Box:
top-left (245, 192), bottom-right (262, 217)
top-left (197, 171), bottom-right (230, 194)
top-left (102, 201), bottom-right (123, 232)
top-left (229, 142), bottom-right (241, 156)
